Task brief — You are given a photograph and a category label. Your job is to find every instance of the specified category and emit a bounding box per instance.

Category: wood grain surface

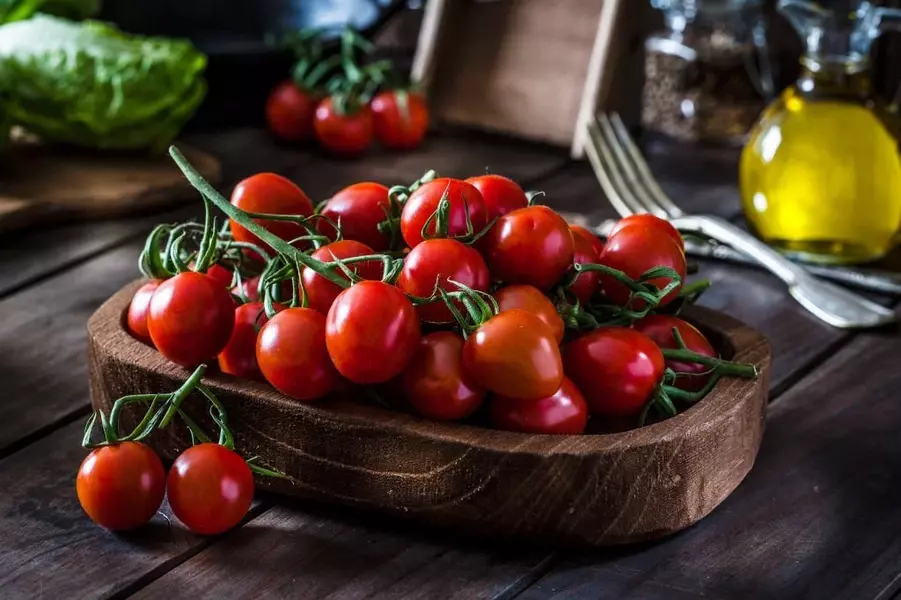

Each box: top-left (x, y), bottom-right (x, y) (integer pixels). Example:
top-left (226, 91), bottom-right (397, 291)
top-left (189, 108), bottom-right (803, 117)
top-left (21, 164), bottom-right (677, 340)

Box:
top-left (88, 281), bottom-right (770, 547)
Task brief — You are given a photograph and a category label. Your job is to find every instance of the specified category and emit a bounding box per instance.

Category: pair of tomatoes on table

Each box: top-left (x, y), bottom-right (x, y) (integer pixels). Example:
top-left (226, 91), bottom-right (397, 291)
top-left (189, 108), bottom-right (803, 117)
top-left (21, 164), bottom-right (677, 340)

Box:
top-left (267, 84), bottom-right (429, 156)
top-left (127, 165), bottom-right (724, 436)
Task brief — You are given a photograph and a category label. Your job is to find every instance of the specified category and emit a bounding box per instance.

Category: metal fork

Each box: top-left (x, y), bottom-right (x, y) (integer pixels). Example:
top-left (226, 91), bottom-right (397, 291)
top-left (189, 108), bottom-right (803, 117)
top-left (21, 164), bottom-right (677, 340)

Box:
top-left (584, 113), bottom-right (897, 329)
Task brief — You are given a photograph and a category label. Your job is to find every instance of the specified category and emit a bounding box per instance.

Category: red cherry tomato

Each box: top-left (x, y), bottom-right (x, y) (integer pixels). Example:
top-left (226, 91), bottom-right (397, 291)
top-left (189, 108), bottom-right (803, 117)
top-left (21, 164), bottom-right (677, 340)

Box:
top-left (166, 443), bottom-right (254, 535)
top-left (313, 97), bottom-right (373, 157)
top-left (570, 224), bottom-right (605, 257)
top-left (256, 307), bottom-right (340, 400)
top-left (598, 226), bottom-right (686, 307)
top-left (371, 90), bottom-right (429, 150)
top-left (483, 206), bottom-right (574, 290)
top-left (232, 275), bottom-right (261, 303)
top-left (494, 284), bottom-right (564, 344)
top-left (633, 315), bottom-right (716, 392)
top-left (465, 174), bottom-right (528, 222)
top-left (568, 230), bottom-right (601, 304)
top-left (316, 182), bottom-right (392, 250)
top-left (401, 331), bottom-right (486, 421)
top-left (127, 280), bottom-right (161, 345)
top-left (490, 377), bottom-right (588, 435)
top-left (326, 281), bottom-right (421, 384)
top-left (218, 302), bottom-right (272, 380)
top-left (462, 309), bottom-right (563, 401)
top-left (400, 178), bottom-right (488, 248)
top-left (562, 327), bottom-right (665, 417)
top-left (302, 240), bottom-right (382, 315)
top-left (396, 238), bottom-right (490, 323)
top-left (609, 214), bottom-right (684, 251)
top-left (229, 173), bottom-right (314, 260)
top-left (205, 263), bottom-right (234, 288)
top-left (77, 442), bottom-right (165, 531)
top-left (266, 81), bottom-right (317, 142)
top-left (148, 272), bottom-right (235, 368)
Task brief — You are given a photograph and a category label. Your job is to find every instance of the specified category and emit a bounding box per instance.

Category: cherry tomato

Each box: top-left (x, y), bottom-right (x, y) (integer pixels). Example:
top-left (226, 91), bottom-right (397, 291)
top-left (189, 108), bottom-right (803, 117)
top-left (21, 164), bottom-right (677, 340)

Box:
top-left (396, 238), bottom-right (490, 323)
top-left (266, 81), bottom-right (317, 142)
top-left (77, 442), bottom-right (165, 531)
top-left (166, 443), bottom-right (254, 535)
top-left (633, 314), bottom-right (716, 392)
top-left (326, 281), bottom-right (421, 384)
top-left (313, 97), bottom-right (373, 157)
top-left (465, 174), bottom-right (528, 222)
top-left (462, 309), bottom-right (563, 400)
top-left (206, 263), bottom-right (234, 288)
top-left (127, 280), bottom-right (161, 345)
top-left (483, 206), bottom-right (574, 291)
top-left (609, 214), bottom-right (684, 251)
top-left (148, 272), bottom-right (235, 367)
top-left (371, 90), bottom-right (429, 150)
top-left (494, 284), bottom-right (564, 344)
top-left (401, 331), bottom-right (486, 421)
top-left (316, 182), bottom-right (392, 250)
top-left (490, 377), bottom-right (588, 435)
top-left (232, 275), bottom-right (261, 303)
top-left (218, 302), bottom-right (272, 380)
top-left (256, 307), bottom-right (340, 400)
top-left (302, 240), bottom-right (382, 315)
top-left (229, 173), bottom-right (314, 260)
top-left (568, 230), bottom-right (601, 304)
top-left (570, 224), bottom-right (605, 257)
top-left (598, 226), bottom-right (686, 307)
top-left (562, 328), bottom-right (665, 417)
top-left (400, 178), bottom-right (488, 248)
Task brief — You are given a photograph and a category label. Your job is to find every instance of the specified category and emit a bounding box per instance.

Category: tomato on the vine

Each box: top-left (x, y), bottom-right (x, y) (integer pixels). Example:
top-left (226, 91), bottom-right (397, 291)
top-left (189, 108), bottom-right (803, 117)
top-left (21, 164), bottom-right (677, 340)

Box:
top-left (302, 240), bottom-right (382, 315)
top-left (401, 331), bottom-right (486, 421)
top-left (633, 315), bottom-right (716, 392)
top-left (400, 178), bottom-right (488, 248)
top-left (148, 272), bottom-right (235, 367)
top-left (233, 275), bottom-right (261, 303)
top-left (371, 90), bottom-right (429, 150)
top-left (490, 377), bottom-right (588, 435)
top-left (316, 182), bottom-right (392, 250)
top-left (462, 309), bottom-right (563, 400)
top-left (229, 173), bottom-right (314, 261)
top-left (494, 284), bottom-right (564, 344)
top-left (563, 327), bottom-right (664, 417)
top-left (598, 226), bottom-right (686, 307)
top-left (205, 263), bottom-right (234, 288)
top-left (256, 307), bottom-right (339, 400)
top-left (218, 302), bottom-right (275, 381)
top-left (77, 442), bottom-right (165, 531)
top-left (609, 214), bottom-right (684, 251)
top-left (396, 238), bottom-right (489, 323)
top-left (568, 231), bottom-right (601, 304)
top-left (266, 81), bottom-right (317, 142)
top-left (313, 97), bottom-right (373, 156)
top-left (326, 281), bottom-right (421, 384)
top-left (465, 174), bottom-right (528, 222)
top-left (570, 224), bottom-right (605, 258)
top-left (166, 443), bottom-right (254, 535)
top-left (482, 206), bottom-right (574, 290)
top-left (127, 280), bottom-right (161, 345)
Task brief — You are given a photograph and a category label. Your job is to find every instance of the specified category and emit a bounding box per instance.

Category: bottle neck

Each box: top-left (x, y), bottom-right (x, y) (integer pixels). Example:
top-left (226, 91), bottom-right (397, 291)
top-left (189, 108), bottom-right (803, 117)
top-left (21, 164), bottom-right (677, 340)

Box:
top-left (798, 56), bottom-right (872, 100)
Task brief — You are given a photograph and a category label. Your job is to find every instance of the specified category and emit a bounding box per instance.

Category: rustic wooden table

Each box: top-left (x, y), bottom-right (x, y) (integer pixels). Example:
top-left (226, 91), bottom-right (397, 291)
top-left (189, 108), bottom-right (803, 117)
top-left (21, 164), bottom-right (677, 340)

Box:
top-left (1, 129), bottom-right (898, 600)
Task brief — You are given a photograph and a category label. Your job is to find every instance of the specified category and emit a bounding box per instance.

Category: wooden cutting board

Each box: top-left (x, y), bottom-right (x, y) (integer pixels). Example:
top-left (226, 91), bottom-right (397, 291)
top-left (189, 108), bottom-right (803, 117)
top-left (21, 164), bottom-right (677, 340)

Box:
top-left (0, 138), bottom-right (221, 233)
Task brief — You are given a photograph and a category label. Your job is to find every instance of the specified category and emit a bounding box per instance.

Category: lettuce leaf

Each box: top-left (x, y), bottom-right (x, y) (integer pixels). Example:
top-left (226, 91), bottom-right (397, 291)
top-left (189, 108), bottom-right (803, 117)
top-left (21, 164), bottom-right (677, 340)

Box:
top-left (0, 15), bottom-right (206, 150)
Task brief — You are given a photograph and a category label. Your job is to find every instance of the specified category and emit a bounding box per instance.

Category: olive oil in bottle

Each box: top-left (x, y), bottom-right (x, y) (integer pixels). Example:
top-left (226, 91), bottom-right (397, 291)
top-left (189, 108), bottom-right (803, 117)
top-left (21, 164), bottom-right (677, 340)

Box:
top-left (740, 0), bottom-right (901, 264)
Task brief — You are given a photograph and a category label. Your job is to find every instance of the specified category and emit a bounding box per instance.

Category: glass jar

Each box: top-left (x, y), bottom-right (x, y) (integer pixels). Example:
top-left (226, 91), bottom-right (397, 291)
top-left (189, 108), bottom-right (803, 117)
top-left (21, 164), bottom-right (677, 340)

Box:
top-left (642, 0), bottom-right (774, 143)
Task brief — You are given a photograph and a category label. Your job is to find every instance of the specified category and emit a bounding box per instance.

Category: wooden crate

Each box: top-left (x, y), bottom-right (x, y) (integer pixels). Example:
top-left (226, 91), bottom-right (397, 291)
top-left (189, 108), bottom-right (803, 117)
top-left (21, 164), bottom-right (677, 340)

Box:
top-left (412, 0), bottom-right (627, 158)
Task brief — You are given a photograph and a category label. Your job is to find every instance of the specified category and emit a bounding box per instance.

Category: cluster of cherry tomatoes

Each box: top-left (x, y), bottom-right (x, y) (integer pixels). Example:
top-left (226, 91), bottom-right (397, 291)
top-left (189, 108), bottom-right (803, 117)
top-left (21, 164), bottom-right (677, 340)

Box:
top-left (124, 156), bottom-right (751, 438)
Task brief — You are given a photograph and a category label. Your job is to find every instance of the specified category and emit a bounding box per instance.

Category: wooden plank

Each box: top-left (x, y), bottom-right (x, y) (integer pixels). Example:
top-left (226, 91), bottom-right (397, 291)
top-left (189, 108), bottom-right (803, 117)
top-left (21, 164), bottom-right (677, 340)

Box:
top-left (516, 324), bottom-right (901, 600)
top-left (128, 502), bottom-right (551, 600)
top-left (0, 420), bottom-right (268, 600)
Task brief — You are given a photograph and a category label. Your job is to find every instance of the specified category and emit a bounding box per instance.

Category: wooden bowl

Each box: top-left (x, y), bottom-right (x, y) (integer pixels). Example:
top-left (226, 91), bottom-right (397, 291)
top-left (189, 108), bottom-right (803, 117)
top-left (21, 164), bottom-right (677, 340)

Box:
top-left (88, 281), bottom-right (770, 547)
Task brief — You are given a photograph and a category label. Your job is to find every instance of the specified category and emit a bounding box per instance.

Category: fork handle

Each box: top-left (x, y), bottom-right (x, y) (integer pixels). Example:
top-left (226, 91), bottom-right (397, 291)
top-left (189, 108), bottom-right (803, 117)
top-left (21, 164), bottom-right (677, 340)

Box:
top-left (674, 215), bottom-right (897, 329)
